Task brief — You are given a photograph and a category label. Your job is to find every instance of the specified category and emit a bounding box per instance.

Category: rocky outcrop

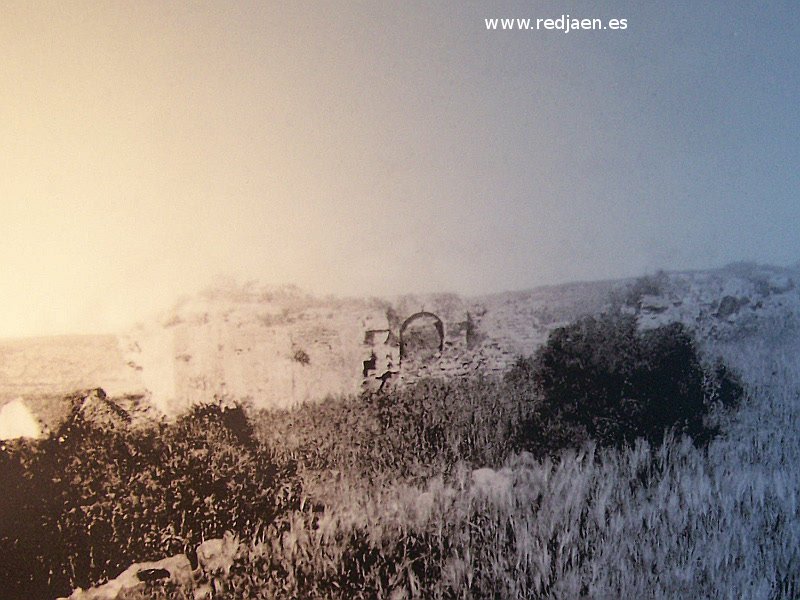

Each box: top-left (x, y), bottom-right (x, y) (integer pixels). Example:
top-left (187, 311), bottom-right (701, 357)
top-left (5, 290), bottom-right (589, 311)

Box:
top-left (716, 295), bottom-right (744, 319)
top-left (634, 264), bottom-right (800, 342)
top-left (196, 531), bottom-right (241, 576)
top-left (194, 531), bottom-right (243, 598)
top-left (471, 467), bottom-right (514, 501)
top-left (75, 388), bottom-right (130, 431)
top-left (55, 532), bottom-right (242, 600)
top-left (57, 554), bottom-right (193, 600)
top-left (0, 397), bottom-right (43, 440)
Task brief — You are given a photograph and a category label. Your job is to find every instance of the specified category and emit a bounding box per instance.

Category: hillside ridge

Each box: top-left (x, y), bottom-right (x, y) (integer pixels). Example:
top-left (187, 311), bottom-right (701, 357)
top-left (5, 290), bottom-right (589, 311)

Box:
top-left (1, 262), bottom-right (798, 436)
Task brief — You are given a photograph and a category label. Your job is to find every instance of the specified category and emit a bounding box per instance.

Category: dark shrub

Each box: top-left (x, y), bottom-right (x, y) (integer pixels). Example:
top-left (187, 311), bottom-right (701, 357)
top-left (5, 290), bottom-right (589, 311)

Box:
top-left (292, 349), bottom-right (311, 366)
top-left (0, 401), bottom-right (299, 599)
top-left (508, 312), bottom-right (743, 456)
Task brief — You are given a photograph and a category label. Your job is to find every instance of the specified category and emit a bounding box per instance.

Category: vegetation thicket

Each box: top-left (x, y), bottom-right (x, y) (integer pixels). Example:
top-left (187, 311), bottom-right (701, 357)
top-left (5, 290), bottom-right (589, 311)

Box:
top-left (507, 312), bottom-right (742, 454)
top-left (3, 304), bottom-right (797, 600)
top-left (0, 402), bottom-right (299, 599)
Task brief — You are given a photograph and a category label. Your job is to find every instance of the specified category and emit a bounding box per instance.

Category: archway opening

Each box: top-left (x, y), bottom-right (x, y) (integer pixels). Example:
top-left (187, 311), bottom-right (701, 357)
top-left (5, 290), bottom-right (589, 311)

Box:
top-left (399, 312), bottom-right (444, 364)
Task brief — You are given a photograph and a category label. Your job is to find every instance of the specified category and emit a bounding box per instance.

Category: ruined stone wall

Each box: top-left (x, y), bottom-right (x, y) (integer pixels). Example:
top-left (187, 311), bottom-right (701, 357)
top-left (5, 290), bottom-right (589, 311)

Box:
top-left (127, 298), bottom-right (393, 413)
top-left (118, 283), bottom-right (624, 413)
top-left (0, 277), bottom-right (653, 420)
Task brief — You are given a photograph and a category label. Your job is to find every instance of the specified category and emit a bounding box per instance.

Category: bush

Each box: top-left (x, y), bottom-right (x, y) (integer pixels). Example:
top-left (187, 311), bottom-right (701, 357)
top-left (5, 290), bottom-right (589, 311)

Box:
top-left (508, 312), bottom-right (743, 455)
top-left (0, 401), bottom-right (299, 599)
top-left (292, 349), bottom-right (311, 366)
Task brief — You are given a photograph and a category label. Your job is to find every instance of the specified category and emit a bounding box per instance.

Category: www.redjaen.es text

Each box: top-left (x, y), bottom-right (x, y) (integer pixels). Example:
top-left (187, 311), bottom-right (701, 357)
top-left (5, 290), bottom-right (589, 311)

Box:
top-left (485, 16), bottom-right (628, 32)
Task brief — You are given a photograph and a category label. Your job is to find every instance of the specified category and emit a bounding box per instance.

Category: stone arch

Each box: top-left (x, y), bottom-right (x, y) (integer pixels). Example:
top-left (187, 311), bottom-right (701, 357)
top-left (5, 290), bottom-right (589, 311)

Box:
top-left (399, 312), bottom-right (444, 362)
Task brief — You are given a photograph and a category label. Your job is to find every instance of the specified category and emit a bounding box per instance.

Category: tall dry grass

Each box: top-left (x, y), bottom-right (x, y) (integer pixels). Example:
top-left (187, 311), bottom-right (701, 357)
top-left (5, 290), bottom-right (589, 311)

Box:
top-left (230, 329), bottom-right (799, 599)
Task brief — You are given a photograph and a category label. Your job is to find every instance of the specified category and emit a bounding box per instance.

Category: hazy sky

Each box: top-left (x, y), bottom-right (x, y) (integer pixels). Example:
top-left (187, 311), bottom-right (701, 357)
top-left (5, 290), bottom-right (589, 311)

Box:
top-left (2, 1), bottom-right (798, 337)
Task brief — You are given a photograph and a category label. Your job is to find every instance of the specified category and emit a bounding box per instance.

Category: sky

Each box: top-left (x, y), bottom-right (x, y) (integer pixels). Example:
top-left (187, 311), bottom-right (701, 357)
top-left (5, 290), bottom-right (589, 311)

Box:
top-left (1, 1), bottom-right (798, 338)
